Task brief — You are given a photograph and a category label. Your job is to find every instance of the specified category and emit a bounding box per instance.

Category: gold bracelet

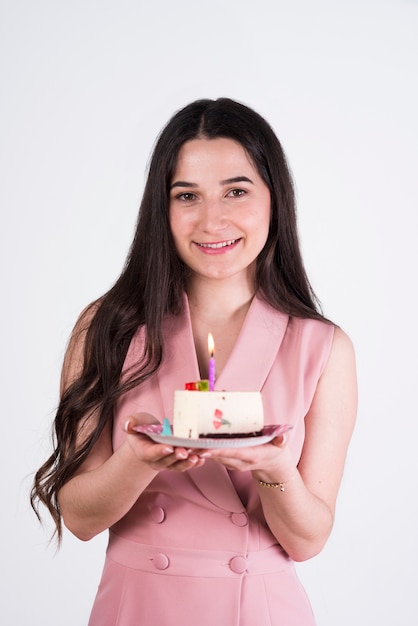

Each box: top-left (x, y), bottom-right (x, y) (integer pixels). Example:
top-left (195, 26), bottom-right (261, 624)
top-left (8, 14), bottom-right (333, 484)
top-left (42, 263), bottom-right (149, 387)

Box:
top-left (257, 473), bottom-right (297, 492)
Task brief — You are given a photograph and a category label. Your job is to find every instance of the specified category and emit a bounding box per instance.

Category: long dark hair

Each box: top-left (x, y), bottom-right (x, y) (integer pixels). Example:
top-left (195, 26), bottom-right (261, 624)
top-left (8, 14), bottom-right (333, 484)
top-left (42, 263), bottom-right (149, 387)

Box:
top-left (31, 97), bottom-right (326, 540)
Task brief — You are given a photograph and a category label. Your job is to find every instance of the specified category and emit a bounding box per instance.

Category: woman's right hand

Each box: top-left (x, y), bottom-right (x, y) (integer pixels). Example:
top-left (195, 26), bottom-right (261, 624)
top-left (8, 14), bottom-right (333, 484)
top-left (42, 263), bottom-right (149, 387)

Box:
top-left (123, 413), bottom-right (208, 472)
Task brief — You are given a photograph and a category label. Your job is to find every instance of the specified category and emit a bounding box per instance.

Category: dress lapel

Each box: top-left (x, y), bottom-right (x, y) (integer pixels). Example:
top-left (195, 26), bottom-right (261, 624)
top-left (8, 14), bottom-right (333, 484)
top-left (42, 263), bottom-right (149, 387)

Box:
top-left (214, 295), bottom-right (289, 392)
top-left (157, 296), bottom-right (199, 422)
top-left (188, 463), bottom-right (246, 513)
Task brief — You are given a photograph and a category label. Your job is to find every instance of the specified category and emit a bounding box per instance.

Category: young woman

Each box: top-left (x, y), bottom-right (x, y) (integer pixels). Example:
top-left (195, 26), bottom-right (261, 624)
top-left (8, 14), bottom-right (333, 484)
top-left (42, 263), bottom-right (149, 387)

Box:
top-left (32, 98), bottom-right (357, 625)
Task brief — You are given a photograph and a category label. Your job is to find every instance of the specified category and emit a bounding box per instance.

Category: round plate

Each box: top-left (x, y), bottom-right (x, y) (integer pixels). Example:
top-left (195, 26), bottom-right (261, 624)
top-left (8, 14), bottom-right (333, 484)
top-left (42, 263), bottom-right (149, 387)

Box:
top-left (132, 424), bottom-right (292, 449)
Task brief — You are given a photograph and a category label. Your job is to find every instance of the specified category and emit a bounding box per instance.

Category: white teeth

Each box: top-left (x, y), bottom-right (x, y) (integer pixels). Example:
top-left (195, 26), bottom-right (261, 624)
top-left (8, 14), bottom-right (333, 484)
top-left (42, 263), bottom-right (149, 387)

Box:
top-left (198, 239), bottom-right (238, 249)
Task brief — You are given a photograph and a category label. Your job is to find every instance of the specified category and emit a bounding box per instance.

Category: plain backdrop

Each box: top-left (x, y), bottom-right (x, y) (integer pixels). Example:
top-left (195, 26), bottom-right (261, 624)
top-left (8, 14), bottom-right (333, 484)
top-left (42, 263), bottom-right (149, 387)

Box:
top-left (1, 0), bottom-right (417, 624)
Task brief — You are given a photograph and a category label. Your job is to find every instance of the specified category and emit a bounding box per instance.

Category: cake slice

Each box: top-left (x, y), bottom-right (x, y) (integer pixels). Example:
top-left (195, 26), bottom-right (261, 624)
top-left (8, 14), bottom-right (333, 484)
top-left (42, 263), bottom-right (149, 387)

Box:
top-left (173, 390), bottom-right (264, 439)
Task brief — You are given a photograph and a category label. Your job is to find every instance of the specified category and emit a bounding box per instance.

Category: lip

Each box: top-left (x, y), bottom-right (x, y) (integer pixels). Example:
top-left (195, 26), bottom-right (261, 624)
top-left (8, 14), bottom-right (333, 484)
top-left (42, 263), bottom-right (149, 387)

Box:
top-left (194, 238), bottom-right (241, 254)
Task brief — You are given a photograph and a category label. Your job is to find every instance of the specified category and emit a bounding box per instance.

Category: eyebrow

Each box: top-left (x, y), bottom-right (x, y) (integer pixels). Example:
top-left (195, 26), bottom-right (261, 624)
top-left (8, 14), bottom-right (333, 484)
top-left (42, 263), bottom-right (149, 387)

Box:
top-left (170, 176), bottom-right (254, 190)
top-left (221, 176), bottom-right (254, 185)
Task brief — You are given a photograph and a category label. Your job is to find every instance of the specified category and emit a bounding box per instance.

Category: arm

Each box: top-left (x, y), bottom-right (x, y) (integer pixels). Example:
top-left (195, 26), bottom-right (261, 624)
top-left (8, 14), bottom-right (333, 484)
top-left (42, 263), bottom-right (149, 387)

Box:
top-left (208, 326), bottom-right (357, 561)
top-left (57, 315), bottom-right (206, 542)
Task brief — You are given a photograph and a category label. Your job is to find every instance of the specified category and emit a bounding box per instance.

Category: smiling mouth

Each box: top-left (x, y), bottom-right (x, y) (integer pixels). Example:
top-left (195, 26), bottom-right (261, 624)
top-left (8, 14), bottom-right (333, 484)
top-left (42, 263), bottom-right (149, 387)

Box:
top-left (196, 238), bottom-right (240, 249)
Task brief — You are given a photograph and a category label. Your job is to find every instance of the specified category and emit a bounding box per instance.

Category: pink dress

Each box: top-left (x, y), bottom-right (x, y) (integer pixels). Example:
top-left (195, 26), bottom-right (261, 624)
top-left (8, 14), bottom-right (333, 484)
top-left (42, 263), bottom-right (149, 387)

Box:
top-left (88, 295), bottom-right (334, 626)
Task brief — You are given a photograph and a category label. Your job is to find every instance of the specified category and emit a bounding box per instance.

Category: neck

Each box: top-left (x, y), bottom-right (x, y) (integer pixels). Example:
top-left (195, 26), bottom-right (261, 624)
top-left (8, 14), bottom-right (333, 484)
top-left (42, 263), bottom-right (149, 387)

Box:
top-left (186, 275), bottom-right (256, 380)
top-left (187, 275), bottom-right (256, 322)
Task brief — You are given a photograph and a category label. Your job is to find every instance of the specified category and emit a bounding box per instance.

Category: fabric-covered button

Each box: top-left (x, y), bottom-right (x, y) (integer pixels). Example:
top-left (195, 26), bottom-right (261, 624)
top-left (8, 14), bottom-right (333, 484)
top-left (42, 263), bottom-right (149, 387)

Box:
top-left (152, 553), bottom-right (170, 570)
top-left (231, 512), bottom-right (248, 527)
top-left (229, 556), bottom-right (247, 574)
top-left (150, 506), bottom-right (165, 523)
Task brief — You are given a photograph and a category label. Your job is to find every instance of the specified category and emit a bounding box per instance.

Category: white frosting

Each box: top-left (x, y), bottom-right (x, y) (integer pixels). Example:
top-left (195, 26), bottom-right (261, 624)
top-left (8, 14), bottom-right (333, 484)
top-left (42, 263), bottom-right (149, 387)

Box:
top-left (173, 390), bottom-right (264, 439)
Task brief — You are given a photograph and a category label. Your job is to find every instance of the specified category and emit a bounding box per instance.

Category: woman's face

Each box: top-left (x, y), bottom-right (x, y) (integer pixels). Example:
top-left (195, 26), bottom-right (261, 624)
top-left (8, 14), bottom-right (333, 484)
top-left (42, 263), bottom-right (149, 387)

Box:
top-left (169, 137), bottom-right (271, 286)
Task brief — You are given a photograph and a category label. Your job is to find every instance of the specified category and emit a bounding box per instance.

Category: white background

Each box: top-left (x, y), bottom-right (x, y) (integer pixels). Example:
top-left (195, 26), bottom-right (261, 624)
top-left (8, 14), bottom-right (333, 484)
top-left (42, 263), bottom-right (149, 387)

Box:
top-left (1, 0), bottom-right (417, 624)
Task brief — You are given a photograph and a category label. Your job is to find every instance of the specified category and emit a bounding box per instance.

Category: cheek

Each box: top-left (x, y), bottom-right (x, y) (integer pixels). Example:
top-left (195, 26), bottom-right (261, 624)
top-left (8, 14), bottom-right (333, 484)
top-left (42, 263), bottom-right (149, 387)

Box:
top-left (253, 214), bottom-right (271, 252)
top-left (169, 211), bottom-right (184, 240)
top-left (249, 206), bottom-right (270, 236)
top-left (170, 209), bottom-right (195, 233)
top-left (169, 213), bottom-right (195, 258)
top-left (256, 225), bottom-right (270, 250)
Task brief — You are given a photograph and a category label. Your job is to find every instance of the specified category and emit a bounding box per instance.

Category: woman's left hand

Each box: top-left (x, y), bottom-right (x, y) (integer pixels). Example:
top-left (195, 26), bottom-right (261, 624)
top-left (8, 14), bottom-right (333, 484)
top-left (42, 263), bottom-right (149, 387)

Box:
top-left (205, 433), bottom-right (296, 482)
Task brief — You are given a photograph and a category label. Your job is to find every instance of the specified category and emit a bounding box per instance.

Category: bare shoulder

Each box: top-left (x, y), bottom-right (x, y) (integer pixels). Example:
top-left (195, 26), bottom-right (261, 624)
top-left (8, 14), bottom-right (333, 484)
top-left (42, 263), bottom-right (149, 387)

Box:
top-left (60, 300), bottom-right (113, 472)
top-left (60, 300), bottom-right (101, 396)
top-left (326, 325), bottom-right (356, 372)
top-left (332, 324), bottom-right (355, 352)
top-left (314, 324), bottom-right (357, 417)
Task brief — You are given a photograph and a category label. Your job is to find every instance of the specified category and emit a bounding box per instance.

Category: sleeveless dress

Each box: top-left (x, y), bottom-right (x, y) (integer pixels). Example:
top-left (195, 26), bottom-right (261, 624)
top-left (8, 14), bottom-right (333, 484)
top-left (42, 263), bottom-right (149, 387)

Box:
top-left (88, 294), bottom-right (334, 626)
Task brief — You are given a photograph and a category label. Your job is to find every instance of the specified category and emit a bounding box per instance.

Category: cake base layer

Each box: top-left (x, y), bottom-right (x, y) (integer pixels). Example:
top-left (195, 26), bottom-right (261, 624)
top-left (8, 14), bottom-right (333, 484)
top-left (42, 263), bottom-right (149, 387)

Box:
top-left (198, 430), bottom-right (262, 439)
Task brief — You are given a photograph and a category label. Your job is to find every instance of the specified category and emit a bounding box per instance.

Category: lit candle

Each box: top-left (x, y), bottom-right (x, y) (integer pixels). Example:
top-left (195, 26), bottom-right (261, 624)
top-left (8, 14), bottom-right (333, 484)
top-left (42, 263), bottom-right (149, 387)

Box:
top-left (208, 333), bottom-right (216, 391)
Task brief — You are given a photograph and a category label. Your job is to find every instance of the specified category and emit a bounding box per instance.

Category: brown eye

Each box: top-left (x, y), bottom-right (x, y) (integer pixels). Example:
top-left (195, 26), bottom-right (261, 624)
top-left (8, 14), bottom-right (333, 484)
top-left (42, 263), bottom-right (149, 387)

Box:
top-left (228, 189), bottom-right (246, 198)
top-left (177, 192), bottom-right (197, 201)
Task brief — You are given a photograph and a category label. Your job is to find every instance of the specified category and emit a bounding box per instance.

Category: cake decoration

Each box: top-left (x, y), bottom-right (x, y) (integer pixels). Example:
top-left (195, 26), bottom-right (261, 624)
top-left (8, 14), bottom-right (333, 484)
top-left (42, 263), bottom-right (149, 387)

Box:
top-left (161, 418), bottom-right (172, 435)
top-left (213, 408), bottom-right (231, 429)
top-left (185, 380), bottom-right (210, 391)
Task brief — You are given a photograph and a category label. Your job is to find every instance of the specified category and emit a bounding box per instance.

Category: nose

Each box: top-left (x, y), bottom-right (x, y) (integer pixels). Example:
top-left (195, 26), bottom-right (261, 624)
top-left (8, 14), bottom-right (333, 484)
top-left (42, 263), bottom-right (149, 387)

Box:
top-left (200, 198), bottom-right (229, 233)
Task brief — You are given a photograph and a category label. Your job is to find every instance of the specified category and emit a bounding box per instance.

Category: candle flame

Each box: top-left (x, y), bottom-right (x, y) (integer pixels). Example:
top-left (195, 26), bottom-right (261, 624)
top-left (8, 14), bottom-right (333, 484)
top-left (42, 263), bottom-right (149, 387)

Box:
top-left (208, 333), bottom-right (215, 357)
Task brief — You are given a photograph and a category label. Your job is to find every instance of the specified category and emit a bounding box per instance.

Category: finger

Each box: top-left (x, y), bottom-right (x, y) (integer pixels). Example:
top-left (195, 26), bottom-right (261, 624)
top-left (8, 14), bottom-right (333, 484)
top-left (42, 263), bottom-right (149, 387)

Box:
top-left (173, 447), bottom-right (190, 460)
top-left (212, 458), bottom-right (242, 471)
top-left (153, 453), bottom-right (202, 472)
top-left (210, 453), bottom-right (247, 469)
top-left (123, 412), bottom-right (160, 432)
top-left (124, 419), bottom-right (135, 433)
top-left (153, 447), bottom-right (199, 465)
top-left (271, 433), bottom-right (287, 447)
top-left (125, 429), bottom-right (175, 461)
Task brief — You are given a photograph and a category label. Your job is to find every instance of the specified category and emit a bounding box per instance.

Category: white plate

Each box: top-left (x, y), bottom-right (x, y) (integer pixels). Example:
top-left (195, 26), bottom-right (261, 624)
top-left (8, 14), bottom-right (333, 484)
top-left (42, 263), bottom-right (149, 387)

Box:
top-left (132, 424), bottom-right (292, 449)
